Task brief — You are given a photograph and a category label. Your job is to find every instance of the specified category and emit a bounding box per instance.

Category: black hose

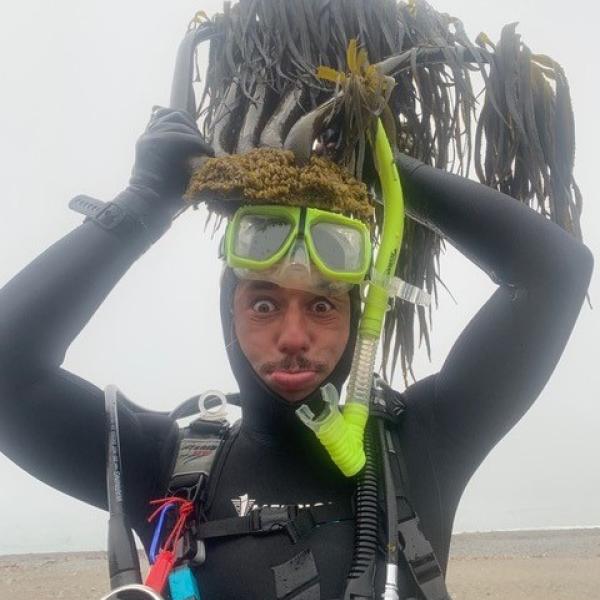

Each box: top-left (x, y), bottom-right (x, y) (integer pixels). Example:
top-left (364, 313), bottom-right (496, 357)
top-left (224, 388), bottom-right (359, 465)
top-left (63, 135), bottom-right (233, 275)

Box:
top-left (169, 24), bottom-right (217, 114)
top-left (343, 420), bottom-right (379, 599)
top-left (105, 386), bottom-right (142, 590)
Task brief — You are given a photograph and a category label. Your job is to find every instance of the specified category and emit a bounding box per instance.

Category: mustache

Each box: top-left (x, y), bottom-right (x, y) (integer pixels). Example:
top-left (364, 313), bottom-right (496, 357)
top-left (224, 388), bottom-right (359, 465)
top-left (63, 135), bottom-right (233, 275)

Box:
top-left (260, 355), bottom-right (327, 375)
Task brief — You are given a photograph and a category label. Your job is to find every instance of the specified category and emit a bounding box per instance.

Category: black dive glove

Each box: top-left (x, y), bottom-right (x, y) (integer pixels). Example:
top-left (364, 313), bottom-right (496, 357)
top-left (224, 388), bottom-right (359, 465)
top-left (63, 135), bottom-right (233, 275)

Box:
top-left (72, 107), bottom-right (214, 247)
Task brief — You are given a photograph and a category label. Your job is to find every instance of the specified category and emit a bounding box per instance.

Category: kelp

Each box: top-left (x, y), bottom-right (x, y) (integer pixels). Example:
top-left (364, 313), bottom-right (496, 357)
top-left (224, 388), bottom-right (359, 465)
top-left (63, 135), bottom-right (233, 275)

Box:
top-left (186, 0), bottom-right (582, 383)
top-left (187, 149), bottom-right (374, 222)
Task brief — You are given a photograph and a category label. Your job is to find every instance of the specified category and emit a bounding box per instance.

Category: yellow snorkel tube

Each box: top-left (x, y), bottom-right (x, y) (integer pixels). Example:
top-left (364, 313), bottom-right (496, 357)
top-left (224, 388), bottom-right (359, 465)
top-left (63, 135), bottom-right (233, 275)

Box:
top-left (296, 118), bottom-right (405, 476)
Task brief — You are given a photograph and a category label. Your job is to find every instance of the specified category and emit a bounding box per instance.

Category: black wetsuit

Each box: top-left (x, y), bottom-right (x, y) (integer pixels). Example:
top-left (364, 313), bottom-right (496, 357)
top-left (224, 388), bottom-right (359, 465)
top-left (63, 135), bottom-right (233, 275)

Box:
top-left (0, 148), bottom-right (592, 598)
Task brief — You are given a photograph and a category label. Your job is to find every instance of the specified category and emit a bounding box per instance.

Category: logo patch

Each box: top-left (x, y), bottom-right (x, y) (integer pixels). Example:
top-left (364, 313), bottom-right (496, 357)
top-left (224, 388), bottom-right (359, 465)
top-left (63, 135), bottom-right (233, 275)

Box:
top-left (232, 493), bottom-right (256, 517)
top-left (231, 493), bottom-right (331, 517)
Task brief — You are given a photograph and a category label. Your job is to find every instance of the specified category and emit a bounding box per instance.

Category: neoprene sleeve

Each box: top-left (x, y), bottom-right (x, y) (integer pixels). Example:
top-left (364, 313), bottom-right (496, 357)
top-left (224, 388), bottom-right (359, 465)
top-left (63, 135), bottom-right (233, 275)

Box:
top-left (395, 154), bottom-right (590, 288)
top-left (0, 217), bottom-right (175, 514)
top-left (0, 107), bottom-right (210, 515)
top-left (395, 154), bottom-right (593, 485)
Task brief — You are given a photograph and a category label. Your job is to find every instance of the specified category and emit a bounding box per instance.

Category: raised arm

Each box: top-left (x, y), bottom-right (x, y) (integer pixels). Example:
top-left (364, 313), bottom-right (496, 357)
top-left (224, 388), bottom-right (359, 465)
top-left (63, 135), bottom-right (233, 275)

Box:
top-left (0, 109), bottom-right (211, 509)
top-left (396, 155), bottom-right (593, 476)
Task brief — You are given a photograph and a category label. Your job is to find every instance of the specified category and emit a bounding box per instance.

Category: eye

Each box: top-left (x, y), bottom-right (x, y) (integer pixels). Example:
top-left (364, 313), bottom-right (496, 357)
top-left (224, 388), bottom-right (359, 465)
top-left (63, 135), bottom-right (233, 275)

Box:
top-left (311, 298), bottom-right (334, 313)
top-left (252, 299), bottom-right (277, 314)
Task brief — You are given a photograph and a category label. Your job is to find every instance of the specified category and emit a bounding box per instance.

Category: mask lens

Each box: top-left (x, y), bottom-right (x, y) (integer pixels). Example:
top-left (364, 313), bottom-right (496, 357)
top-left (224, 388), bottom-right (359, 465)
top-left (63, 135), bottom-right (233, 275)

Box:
top-left (310, 222), bottom-right (365, 273)
top-left (234, 214), bottom-right (293, 262)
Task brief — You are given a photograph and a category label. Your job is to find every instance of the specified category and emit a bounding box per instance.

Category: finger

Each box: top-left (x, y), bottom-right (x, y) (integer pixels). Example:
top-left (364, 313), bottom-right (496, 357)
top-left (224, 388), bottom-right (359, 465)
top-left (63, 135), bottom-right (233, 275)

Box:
top-left (145, 121), bottom-right (213, 155)
top-left (187, 155), bottom-right (211, 173)
top-left (148, 107), bottom-right (200, 132)
top-left (141, 131), bottom-right (215, 157)
top-left (146, 122), bottom-right (202, 137)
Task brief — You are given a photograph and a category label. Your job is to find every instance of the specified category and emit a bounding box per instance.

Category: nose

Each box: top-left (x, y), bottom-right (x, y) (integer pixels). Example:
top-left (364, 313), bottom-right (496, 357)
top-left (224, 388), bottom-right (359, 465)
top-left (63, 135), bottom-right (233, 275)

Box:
top-left (277, 302), bottom-right (311, 355)
top-left (281, 239), bottom-right (311, 283)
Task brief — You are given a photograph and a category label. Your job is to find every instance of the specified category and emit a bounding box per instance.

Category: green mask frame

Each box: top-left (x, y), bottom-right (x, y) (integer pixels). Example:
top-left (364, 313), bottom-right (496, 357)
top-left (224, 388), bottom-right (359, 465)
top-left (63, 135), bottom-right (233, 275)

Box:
top-left (224, 204), bottom-right (372, 289)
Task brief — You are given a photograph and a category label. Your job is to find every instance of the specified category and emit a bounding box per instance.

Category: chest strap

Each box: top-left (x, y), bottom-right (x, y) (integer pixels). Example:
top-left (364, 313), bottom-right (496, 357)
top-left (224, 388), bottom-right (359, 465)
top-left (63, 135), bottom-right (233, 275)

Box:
top-left (196, 501), bottom-right (353, 544)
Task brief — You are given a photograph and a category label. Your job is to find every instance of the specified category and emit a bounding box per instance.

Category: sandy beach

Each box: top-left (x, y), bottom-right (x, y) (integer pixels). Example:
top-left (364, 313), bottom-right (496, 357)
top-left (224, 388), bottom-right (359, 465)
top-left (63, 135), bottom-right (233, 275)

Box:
top-left (1, 528), bottom-right (599, 599)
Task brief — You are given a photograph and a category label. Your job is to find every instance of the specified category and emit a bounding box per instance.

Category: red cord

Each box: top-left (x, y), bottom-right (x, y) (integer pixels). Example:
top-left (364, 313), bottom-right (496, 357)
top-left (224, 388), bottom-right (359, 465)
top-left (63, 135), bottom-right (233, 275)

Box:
top-left (147, 496), bottom-right (195, 553)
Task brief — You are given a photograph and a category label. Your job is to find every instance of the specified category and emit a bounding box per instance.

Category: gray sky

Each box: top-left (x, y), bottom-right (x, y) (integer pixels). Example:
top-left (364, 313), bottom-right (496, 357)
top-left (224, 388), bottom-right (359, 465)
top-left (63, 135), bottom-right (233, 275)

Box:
top-left (0, 0), bottom-right (598, 554)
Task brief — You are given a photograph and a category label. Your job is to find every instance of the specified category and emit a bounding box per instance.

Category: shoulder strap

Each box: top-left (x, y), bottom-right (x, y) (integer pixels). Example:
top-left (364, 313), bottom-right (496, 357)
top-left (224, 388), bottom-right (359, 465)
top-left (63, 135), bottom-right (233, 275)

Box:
top-left (200, 419), bottom-right (241, 512)
top-left (166, 391), bottom-right (241, 501)
top-left (156, 410), bottom-right (240, 568)
top-left (373, 377), bottom-right (451, 600)
top-left (168, 418), bottom-right (232, 500)
top-left (386, 433), bottom-right (449, 599)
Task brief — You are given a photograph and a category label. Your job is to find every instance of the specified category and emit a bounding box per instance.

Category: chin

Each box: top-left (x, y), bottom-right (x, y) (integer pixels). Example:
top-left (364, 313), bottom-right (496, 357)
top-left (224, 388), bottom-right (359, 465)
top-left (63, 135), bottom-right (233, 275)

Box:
top-left (280, 392), bottom-right (312, 405)
top-left (269, 382), bottom-right (324, 405)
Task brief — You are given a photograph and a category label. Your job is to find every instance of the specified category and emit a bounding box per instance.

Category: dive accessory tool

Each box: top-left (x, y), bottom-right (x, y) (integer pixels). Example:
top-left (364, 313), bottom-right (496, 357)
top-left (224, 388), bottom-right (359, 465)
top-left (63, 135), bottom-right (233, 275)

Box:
top-left (168, 565), bottom-right (202, 600)
top-left (145, 497), bottom-right (195, 595)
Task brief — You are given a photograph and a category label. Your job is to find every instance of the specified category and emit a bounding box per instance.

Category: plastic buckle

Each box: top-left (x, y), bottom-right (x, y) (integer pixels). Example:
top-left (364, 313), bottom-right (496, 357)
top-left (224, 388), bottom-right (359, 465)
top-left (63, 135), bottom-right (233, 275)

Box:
top-left (370, 375), bottom-right (389, 418)
top-left (174, 527), bottom-right (198, 562)
top-left (249, 508), bottom-right (263, 532)
top-left (370, 375), bottom-right (405, 424)
top-left (168, 472), bottom-right (205, 503)
top-left (359, 277), bottom-right (392, 313)
top-left (397, 517), bottom-right (447, 599)
top-left (286, 508), bottom-right (316, 544)
top-left (254, 506), bottom-right (289, 533)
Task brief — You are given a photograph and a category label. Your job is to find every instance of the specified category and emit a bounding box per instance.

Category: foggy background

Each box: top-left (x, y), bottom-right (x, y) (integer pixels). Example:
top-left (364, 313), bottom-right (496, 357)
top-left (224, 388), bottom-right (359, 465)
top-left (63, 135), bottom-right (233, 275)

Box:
top-left (0, 0), bottom-right (597, 554)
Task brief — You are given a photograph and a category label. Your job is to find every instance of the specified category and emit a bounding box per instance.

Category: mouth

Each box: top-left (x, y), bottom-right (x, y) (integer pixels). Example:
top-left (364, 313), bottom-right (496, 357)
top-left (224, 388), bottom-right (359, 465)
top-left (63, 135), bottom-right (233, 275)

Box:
top-left (267, 370), bottom-right (319, 392)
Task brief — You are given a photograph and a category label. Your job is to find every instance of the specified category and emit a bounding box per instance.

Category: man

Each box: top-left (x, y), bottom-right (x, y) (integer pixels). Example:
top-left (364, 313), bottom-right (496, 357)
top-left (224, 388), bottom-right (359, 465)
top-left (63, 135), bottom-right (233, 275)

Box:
top-left (0, 104), bottom-right (592, 599)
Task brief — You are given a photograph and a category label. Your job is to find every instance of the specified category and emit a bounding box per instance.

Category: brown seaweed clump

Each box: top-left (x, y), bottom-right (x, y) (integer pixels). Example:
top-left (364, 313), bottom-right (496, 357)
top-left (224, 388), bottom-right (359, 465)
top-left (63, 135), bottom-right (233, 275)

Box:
top-left (185, 148), bottom-right (374, 224)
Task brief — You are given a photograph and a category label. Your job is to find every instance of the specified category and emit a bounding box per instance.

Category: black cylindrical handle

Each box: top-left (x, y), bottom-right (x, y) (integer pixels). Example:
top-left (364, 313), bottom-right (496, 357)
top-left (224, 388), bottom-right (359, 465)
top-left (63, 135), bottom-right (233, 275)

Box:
top-left (169, 24), bottom-right (216, 113)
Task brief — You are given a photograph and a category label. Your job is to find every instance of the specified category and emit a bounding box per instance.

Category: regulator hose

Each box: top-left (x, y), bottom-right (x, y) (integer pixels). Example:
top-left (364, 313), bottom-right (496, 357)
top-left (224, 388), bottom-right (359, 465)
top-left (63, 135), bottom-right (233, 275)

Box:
top-left (343, 421), bottom-right (379, 600)
top-left (105, 385), bottom-right (143, 590)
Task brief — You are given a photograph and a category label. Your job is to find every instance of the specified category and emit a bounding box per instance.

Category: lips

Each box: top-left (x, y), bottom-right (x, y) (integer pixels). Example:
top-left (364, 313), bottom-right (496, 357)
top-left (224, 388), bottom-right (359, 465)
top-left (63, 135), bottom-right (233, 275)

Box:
top-left (268, 370), bottom-right (318, 392)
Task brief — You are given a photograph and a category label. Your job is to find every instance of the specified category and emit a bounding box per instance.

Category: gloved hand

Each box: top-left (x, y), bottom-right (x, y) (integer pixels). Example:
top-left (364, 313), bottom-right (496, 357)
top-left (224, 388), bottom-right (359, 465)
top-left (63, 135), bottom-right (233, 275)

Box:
top-left (113, 107), bottom-right (214, 243)
top-left (129, 107), bottom-right (214, 203)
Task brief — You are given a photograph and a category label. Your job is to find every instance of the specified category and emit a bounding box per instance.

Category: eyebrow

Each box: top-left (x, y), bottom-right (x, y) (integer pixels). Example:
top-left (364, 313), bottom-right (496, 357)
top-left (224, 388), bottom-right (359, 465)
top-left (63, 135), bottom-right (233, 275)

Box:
top-left (244, 280), bottom-right (280, 292)
top-left (241, 280), bottom-right (350, 304)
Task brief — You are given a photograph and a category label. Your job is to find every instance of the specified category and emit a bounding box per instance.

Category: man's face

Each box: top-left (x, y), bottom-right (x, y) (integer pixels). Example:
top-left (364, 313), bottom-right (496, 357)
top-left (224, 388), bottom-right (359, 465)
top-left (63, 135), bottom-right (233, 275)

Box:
top-left (233, 280), bottom-right (351, 403)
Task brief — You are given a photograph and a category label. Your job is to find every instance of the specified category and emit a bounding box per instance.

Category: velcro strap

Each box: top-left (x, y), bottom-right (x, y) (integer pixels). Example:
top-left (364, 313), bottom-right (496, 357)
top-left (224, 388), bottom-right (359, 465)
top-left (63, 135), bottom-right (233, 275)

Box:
top-left (69, 194), bottom-right (106, 218)
top-left (197, 502), bottom-right (353, 544)
top-left (69, 194), bottom-right (149, 241)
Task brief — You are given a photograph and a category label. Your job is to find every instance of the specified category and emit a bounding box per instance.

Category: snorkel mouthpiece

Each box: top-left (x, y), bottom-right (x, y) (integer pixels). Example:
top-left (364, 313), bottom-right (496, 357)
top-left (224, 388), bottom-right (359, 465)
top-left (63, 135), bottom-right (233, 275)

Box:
top-left (296, 119), bottom-right (405, 476)
top-left (297, 384), bottom-right (369, 477)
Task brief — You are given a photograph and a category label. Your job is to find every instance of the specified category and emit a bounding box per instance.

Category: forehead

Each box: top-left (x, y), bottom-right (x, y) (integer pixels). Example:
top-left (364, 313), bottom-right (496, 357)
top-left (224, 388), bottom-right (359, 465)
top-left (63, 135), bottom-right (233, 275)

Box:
top-left (234, 279), bottom-right (350, 303)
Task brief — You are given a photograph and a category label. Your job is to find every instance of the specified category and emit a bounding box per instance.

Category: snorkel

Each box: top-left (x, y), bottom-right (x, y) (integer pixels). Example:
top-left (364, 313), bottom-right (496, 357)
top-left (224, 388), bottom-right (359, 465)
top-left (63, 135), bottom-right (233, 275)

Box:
top-left (296, 119), bottom-right (405, 476)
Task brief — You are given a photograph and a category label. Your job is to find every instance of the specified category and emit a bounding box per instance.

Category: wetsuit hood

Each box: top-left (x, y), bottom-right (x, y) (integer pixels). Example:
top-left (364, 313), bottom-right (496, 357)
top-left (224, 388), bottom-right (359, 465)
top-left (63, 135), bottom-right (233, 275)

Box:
top-left (219, 267), bottom-right (359, 444)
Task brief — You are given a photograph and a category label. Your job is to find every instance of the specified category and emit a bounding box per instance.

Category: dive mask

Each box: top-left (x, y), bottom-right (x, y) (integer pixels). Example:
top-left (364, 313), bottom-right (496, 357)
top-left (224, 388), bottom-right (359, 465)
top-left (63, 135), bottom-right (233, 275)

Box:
top-left (221, 205), bottom-right (371, 294)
